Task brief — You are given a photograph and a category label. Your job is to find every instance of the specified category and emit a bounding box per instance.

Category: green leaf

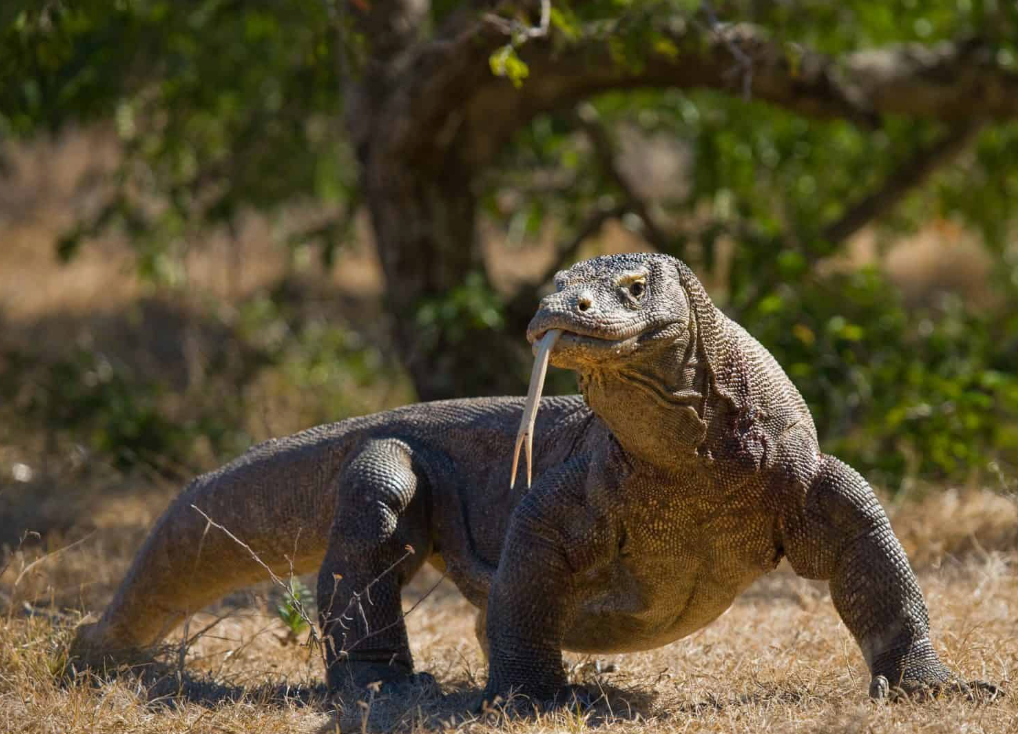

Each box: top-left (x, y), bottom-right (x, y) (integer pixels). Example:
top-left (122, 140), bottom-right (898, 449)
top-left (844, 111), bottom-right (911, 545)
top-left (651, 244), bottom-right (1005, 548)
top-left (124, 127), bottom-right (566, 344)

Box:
top-left (489, 45), bottom-right (530, 88)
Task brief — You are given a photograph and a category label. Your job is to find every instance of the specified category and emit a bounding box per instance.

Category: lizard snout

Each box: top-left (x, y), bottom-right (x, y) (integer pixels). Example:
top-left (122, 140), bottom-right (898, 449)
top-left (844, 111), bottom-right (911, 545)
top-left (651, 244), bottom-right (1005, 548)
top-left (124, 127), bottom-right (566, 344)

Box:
top-left (526, 290), bottom-right (598, 344)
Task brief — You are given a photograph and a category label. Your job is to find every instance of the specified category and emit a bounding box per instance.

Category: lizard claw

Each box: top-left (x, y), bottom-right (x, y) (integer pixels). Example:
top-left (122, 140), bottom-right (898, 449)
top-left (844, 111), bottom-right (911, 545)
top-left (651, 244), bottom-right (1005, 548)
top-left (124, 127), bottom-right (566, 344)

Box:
top-left (869, 674), bottom-right (1004, 703)
top-left (868, 675), bottom-right (891, 701)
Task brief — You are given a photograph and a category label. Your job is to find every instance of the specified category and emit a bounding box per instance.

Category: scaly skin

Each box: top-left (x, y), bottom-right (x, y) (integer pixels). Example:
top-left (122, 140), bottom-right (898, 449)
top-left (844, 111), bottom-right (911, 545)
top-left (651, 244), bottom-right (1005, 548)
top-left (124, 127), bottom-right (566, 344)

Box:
top-left (71, 253), bottom-right (999, 705)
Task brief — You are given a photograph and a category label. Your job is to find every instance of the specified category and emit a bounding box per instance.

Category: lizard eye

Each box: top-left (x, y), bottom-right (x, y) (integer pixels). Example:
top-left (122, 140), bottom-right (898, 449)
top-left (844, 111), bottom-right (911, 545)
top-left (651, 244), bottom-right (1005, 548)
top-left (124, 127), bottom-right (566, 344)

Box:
top-left (628, 280), bottom-right (645, 299)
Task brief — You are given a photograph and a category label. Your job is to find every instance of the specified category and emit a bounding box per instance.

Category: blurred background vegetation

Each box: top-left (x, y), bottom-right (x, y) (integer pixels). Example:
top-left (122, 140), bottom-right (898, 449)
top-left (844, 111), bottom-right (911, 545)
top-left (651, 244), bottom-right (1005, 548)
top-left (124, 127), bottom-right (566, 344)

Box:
top-left (2, 0), bottom-right (1018, 507)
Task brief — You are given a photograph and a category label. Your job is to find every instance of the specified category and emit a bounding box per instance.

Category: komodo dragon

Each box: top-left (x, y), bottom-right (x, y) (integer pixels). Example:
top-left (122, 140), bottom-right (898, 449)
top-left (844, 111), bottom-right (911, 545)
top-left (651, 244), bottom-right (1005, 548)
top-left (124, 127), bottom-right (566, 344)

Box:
top-left (72, 252), bottom-right (999, 704)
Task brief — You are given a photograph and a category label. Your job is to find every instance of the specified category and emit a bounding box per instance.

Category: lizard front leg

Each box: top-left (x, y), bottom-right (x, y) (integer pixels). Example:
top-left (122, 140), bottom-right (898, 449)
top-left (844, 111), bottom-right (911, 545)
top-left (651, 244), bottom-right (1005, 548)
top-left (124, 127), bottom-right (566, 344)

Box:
top-left (483, 457), bottom-right (612, 705)
top-left (782, 454), bottom-right (1000, 701)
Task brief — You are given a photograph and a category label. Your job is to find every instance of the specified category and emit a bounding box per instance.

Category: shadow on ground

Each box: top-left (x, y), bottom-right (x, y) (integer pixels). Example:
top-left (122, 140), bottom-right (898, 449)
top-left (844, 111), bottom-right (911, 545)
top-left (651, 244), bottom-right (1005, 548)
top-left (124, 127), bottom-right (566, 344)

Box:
top-left (78, 662), bottom-right (664, 732)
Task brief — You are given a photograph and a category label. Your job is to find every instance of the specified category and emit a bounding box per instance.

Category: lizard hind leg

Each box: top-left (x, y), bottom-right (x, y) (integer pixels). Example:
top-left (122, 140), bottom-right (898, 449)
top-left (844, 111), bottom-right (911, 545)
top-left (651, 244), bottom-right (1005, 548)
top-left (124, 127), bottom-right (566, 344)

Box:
top-left (317, 438), bottom-right (432, 693)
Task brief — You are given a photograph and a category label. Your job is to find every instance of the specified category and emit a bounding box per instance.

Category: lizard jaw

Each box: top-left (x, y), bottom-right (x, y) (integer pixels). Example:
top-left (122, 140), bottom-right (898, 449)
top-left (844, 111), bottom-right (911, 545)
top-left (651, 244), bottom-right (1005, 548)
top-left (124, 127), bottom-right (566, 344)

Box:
top-left (510, 321), bottom-right (685, 490)
top-left (530, 323), bottom-right (682, 367)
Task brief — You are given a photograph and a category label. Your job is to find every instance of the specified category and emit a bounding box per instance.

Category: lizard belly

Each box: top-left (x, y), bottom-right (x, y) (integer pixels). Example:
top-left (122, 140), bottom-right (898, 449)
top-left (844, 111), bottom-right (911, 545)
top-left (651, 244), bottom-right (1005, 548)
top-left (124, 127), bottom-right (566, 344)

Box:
top-left (562, 526), bottom-right (777, 654)
top-left (563, 564), bottom-right (745, 653)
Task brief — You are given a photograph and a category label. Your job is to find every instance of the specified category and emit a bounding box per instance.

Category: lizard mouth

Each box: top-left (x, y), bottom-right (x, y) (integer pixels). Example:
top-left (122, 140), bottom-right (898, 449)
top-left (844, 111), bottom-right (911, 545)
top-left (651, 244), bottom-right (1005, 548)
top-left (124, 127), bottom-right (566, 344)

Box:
top-left (530, 328), bottom-right (643, 357)
top-left (529, 322), bottom-right (679, 359)
top-left (509, 321), bottom-right (683, 490)
top-left (527, 316), bottom-right (646, 346)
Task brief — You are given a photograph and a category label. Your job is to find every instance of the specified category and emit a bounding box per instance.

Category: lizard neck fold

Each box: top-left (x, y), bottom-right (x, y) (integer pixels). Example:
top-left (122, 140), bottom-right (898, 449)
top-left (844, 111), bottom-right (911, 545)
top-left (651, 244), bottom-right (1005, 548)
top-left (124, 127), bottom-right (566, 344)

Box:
top-left (579, 315), bottom-right (712, 471)
top-left (576, 267), bottom-right (751, 473)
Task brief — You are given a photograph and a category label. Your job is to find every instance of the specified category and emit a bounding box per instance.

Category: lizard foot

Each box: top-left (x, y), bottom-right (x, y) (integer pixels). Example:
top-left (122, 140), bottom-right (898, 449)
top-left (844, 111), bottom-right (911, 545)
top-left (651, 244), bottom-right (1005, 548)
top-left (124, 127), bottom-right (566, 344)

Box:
top-left (377, 671), bottom-right (440, 698)
top-left (869, 674), bottom-right (1004, 703)
top-left (330, 667), bottom-right (440, 705)
top-left (470, 683), bottom-right (601, 717)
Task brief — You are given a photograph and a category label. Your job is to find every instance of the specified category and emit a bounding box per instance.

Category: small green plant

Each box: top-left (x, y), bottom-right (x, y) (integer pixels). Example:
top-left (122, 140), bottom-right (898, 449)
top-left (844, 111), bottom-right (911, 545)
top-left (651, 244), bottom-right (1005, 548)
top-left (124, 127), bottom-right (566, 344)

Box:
top-left (276, 577), bottom-right (315, 645)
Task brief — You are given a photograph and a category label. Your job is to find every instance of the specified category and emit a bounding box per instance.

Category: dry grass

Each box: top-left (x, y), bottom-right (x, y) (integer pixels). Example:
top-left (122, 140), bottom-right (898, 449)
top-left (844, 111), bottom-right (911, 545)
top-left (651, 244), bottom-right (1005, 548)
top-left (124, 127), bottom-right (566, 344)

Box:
top-left (0, 479), bottom-right (1014, 734)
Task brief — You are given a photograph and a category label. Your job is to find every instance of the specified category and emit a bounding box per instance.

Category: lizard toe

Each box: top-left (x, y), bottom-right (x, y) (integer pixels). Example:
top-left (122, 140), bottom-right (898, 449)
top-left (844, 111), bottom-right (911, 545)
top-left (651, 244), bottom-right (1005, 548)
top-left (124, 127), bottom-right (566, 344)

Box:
top-left (872, 674), bottom-right (1004, 704)
top-left (962, 680), bottom-right (1004, 703)
top-left (868, 675), bottom-right (891, 701)
top-left (550, 683), bottom-right (602, 711)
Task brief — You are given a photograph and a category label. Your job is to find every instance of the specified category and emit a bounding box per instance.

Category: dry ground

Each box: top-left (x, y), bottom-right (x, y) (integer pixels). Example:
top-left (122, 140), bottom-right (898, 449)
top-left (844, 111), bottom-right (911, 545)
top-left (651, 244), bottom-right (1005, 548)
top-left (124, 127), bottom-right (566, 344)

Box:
top-left (0, 480), bottom-right (1015, 734)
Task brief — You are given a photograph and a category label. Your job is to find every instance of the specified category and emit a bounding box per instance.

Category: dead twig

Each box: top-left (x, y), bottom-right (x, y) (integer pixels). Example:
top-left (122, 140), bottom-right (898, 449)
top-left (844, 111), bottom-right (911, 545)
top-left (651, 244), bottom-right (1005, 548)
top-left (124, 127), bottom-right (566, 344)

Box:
top-left (189, 505), bottom-right (322, 653)
top-left (188, 506), bottom-right (443, 677)
top-left (341, 570), bottom-right (448, 656)
top-left (4, 531), bottom-right (95, 623)
top-left (485, 0), bottom-right (551, 41)
top-left (700, 1), bottom-right (754, 100)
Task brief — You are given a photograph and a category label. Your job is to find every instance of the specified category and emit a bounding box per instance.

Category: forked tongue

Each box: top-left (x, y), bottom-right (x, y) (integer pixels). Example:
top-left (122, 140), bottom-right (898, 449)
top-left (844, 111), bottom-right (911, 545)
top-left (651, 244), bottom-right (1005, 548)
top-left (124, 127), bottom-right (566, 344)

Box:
top-left (510, 329), bottom-right (563, 489)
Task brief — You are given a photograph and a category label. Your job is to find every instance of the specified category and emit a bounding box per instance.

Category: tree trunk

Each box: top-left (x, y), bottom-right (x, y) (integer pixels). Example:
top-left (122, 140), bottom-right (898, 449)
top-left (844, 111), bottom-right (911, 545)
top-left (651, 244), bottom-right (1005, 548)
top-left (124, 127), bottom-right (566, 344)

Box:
top-left (342, 3), bottom-right (536, 401)
top-left (356, 138), bottom-right (528, 400)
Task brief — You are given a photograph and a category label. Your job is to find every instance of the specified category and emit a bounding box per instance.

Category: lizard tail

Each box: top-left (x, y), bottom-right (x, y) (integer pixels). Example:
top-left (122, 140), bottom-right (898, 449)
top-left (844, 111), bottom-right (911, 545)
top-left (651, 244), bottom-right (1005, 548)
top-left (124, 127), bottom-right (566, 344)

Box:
top-left (70, 430), bottom-right (346, 670)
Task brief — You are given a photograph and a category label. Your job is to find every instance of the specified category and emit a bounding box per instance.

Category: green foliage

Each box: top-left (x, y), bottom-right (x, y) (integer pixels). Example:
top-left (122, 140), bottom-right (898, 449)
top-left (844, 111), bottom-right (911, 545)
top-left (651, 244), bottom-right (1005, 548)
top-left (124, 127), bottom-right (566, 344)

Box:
top-left (5, 0), bottom-right (1018, 487)
top-left (0, 288), bottom-right (410, 474)
top-left (276, 577), bottom-right (315, 643)
top-left (238, 292), bottom-right (410, 423)
top-left (745, 270), bottom-right (1018, 487)
top-left (2, 0), bottom-right (356, 270)
top-left (415, 272), bottom-right (506, 345)
top-left (1, 347), bottom-right (193, 472)
top-left (489, 45), bottom-right (530, 88)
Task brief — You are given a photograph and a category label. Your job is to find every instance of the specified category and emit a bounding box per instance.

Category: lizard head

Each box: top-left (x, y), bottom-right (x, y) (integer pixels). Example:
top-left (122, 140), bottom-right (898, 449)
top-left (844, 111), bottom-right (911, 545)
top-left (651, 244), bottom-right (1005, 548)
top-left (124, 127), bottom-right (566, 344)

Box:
top-left (506, 252), bottom-right (708, 486)
top-left (526, 252), bottom-right (692, 371)
top-left (510, 252), bottom-right (725, 486)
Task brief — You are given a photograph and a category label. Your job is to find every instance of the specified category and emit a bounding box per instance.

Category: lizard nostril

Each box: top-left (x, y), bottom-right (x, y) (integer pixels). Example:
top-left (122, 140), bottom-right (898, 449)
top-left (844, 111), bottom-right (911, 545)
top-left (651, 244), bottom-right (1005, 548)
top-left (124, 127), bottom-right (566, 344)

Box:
top-left (577, 293), bottom-right (593, 313)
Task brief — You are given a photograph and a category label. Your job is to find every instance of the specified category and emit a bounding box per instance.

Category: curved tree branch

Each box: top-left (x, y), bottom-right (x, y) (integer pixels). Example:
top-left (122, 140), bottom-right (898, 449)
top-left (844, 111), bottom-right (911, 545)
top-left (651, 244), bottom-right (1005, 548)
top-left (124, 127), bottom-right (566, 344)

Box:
top-left (821, 123), bottom-right (982, 246)
top-left (376, 12), bottom-right (1018, 170)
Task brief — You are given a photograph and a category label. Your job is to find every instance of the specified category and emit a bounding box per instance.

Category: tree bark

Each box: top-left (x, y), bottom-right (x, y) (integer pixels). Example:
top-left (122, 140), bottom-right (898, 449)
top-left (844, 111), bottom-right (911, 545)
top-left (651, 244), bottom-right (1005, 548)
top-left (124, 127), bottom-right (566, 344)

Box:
top-left (358, 145), bottom-right (528, 399)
